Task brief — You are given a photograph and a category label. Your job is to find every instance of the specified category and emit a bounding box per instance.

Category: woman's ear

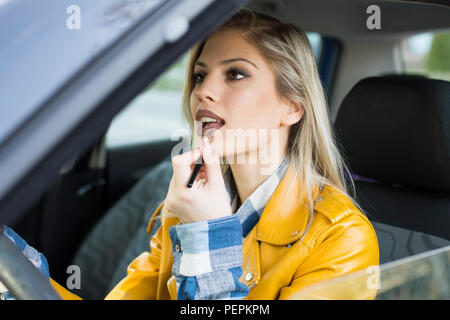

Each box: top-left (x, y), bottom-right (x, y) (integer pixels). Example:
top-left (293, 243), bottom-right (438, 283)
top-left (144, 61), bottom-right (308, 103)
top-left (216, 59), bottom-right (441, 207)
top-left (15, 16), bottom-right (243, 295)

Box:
top-left (280, 101), bottom-right (303, 127)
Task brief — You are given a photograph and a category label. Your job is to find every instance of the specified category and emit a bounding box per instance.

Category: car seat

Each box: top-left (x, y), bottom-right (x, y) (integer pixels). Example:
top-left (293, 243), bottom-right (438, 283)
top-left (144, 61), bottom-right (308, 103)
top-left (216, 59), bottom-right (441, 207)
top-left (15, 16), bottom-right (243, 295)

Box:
top-left (334, 75), bottom-right (450, 264)
top-left (71, 159), bottom-right (172, 299)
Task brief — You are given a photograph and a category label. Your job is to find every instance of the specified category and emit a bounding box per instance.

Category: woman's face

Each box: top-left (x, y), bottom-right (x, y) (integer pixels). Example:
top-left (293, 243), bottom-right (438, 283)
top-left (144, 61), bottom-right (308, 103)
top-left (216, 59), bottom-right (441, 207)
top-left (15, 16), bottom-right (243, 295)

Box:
top-left (190, 29), bottom-right (300, 163)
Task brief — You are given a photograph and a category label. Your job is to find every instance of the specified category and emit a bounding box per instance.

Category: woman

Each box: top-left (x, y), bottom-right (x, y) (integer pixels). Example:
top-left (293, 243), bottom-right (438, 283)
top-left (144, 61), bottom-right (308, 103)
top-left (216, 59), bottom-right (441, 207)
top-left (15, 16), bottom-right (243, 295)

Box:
top-left (99, 8), bottom-right (379, 300)
top-left (6, 8), bottom-right (379, 300)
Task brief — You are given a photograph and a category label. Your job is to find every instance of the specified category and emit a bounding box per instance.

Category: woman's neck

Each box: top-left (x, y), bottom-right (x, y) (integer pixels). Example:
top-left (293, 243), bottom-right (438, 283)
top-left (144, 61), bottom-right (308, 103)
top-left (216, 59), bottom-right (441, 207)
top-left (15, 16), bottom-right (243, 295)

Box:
top-left (229, 149), bottom-right (286, 205)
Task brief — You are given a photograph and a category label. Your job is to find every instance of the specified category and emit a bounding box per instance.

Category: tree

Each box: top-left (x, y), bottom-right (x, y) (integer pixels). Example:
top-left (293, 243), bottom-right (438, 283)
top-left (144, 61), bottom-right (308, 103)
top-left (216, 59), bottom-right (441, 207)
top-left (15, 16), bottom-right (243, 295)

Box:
top-left (426, 32), bottom-right (450, 72)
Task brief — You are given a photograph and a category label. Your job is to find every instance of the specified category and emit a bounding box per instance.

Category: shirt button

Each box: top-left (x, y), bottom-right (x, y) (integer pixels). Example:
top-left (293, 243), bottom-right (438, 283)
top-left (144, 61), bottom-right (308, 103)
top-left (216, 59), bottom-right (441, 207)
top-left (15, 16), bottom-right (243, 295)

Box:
top-left (175, 244), bottom-right (181, 252)
top-left (245, 272), bottom-right (253, 281)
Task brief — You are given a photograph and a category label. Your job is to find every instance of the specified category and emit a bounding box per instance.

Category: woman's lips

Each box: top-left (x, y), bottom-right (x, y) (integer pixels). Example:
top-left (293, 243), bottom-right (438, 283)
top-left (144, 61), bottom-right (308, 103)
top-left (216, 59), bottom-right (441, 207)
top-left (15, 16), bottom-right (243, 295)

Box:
top-left (202, 121), bottom-right (224, 136)
top-left (195, 109), bottom-right (225, 136)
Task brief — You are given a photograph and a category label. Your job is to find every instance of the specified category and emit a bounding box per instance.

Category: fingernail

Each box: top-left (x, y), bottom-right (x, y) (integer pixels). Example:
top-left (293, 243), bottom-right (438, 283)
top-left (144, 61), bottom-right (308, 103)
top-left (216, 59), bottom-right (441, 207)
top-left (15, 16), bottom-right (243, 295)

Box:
top-left (203, 136), bottom-right (210, 147)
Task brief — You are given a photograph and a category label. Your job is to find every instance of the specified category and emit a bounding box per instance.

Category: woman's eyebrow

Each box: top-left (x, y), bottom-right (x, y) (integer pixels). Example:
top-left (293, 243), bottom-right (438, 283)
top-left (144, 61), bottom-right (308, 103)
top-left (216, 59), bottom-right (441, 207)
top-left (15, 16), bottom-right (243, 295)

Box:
top-left (195, 58), bottom-right (259, 70)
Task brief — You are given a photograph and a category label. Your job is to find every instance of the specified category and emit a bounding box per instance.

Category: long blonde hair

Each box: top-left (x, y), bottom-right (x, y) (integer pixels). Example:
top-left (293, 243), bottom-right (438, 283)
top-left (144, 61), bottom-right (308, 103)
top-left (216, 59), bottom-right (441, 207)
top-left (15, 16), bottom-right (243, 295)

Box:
top-left (181, 8), bottom-right (359, 223)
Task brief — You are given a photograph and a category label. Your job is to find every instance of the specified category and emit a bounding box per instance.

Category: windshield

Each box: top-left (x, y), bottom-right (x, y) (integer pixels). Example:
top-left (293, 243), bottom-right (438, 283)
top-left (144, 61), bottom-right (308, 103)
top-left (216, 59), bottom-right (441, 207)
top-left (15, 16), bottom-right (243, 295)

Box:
top-left (0, 0), bottom-right (165, 146)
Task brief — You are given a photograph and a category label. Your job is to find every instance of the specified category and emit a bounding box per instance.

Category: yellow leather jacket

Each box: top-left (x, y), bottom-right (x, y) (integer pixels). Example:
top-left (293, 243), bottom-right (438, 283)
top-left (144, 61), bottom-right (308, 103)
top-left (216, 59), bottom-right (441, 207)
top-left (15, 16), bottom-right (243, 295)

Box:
top-left (52, 167), bottom-right (379, 300)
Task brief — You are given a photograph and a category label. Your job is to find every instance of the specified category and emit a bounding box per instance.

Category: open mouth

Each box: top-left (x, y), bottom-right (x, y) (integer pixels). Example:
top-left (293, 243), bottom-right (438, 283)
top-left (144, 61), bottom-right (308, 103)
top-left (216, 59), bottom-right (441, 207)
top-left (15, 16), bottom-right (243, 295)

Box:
top-left (195, 109), bottom-right (225, 136)
top-left (201, 117), bottom-right (225, 136)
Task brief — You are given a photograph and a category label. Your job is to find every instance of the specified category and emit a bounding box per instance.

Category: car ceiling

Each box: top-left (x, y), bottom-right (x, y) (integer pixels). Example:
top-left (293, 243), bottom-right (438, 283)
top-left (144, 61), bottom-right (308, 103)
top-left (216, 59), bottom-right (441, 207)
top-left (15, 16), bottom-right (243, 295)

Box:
top-left (247, 0), bottom-right (450, 39)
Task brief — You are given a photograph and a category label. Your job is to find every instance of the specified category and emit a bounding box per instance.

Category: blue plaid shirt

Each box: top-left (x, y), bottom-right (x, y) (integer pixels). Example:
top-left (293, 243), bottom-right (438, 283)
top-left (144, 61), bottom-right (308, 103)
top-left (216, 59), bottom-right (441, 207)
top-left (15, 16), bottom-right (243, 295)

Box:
top-left (168, 157), bottom-right (289, 300)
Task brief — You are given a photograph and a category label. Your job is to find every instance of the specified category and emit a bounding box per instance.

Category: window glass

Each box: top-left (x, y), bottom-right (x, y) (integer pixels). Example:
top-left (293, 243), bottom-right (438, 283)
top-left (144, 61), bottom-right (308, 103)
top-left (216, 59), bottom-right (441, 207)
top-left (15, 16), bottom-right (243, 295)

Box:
top-left (307, 32), bottom-right (323, 61)
top-left (401, 31), bottom-right (450, 81)
top-left (106, 53), bottom-right (188, 147)
top-left (0, 0), bottom-right (166, 145)
top-left (106, 32), bottom-right (323, 147)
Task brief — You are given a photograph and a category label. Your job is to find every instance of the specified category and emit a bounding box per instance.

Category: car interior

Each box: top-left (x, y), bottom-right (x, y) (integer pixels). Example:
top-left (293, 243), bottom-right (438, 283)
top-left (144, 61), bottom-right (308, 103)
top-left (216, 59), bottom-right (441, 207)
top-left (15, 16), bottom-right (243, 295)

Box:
top-left (8, 0), bottom-right (450, 299)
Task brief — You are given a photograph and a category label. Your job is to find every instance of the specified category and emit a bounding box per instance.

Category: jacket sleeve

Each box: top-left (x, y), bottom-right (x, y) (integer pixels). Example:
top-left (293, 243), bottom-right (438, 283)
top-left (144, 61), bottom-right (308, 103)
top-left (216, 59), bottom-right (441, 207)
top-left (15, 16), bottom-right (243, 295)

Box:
top-left (104, 221), bottom-right (164, 300)
top-left (49, 278), bottom-right (82, 300)
top-left (279, 214), bottom-right (380, 300)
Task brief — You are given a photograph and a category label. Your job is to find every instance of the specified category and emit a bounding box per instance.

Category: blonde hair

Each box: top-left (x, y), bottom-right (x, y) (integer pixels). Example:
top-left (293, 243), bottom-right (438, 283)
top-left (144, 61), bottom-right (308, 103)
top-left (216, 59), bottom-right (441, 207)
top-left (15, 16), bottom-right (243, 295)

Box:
top-left (181, 8), bottom-right (360, 225)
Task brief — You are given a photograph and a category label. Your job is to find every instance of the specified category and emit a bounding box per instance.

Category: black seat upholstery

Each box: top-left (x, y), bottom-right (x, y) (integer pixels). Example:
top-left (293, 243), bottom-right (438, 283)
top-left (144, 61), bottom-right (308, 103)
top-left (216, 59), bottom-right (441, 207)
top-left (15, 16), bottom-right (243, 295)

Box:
top-left (334, 75), bottom-right (450, 264)
top-left (71, 159), bottom-right (172, 299)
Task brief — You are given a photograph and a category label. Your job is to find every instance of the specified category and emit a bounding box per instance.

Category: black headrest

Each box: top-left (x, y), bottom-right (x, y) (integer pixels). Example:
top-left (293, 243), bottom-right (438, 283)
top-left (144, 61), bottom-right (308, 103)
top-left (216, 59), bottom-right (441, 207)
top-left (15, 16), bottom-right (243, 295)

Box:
top-left (334, 75), bottom-right (450, 194)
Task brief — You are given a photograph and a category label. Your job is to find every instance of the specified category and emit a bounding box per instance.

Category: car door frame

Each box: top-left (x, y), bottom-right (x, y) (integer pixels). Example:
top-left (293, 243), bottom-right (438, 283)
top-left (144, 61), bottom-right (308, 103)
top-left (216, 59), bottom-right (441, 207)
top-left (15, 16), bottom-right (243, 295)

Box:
top-left (0, 0), bottom-right (248, 226)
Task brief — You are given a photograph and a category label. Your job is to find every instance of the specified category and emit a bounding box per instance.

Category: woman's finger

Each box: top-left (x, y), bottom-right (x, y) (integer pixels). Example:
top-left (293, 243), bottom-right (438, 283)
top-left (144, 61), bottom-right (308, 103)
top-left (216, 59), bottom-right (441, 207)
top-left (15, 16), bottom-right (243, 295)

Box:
top-left (171, 148), bottom-right (201, 185)
top-left (195, 166), bottom-right (207, 181)
top-left (201, 136), bottom-right (223, 187)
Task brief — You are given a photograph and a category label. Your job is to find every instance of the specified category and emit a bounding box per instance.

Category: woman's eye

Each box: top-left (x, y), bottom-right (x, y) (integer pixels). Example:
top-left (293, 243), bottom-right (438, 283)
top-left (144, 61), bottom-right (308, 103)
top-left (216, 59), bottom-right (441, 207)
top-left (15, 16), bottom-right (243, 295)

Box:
top-left (192, 68), bottom-right (249, 84)
top-left (227, 68), bottom-right (248, 81)
top-left (192, 72), bottom-right (204, 84)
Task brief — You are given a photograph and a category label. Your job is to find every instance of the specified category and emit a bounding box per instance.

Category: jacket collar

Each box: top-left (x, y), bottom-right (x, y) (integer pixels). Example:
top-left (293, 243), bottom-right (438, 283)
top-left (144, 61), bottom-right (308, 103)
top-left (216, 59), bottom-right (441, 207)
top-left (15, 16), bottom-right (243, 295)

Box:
top-left (147, 160), bottom-right (322, 246)
top-left (223, 156), bottom-right (290, 238)
top-left (255, 166), bottom-right (321, 245)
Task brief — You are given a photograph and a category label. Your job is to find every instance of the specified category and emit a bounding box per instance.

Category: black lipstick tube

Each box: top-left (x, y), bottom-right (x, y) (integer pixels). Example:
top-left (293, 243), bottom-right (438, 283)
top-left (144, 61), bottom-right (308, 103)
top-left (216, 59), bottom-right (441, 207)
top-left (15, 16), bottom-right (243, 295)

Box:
top-left (186, 157), bottom-right (203, 188)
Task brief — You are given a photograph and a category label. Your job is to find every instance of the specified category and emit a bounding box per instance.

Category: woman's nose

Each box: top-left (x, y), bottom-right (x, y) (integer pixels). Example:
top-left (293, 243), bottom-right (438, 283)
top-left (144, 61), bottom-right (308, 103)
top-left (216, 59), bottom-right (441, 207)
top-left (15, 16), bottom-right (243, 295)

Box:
top-left (194, 74), bottom-right (219, 102)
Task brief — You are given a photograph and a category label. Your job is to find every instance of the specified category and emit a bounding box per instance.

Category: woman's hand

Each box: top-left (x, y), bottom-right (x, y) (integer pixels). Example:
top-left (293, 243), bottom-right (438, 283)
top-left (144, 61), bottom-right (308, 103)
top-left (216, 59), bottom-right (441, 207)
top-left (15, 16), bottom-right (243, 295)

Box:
top-left (164, 137), bottom-right (232, 224)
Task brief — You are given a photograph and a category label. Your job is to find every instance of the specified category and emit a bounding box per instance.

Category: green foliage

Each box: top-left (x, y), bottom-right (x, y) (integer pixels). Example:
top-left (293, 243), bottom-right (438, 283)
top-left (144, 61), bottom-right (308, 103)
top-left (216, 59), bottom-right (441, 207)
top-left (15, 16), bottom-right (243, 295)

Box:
top-left (426, 32), bottom-right (450, 72)
top-left (150, 76), bottom-right (185, 91)
top-left (146, 53), bottom-right (189, 92)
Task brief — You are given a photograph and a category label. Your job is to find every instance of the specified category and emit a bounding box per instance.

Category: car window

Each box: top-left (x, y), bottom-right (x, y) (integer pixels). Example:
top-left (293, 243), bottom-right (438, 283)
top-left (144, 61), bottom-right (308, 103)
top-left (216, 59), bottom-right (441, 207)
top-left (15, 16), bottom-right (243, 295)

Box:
top-left (106, 53), bottom-right (188, 147)
top-left (0, 0), bottom-right (166, 146)
top-left (401, 31), bottom-right (450, 81)
top-left (106, 32), bottom-right (323, 147)
top-left (307, 32), bottom-right (323, 62)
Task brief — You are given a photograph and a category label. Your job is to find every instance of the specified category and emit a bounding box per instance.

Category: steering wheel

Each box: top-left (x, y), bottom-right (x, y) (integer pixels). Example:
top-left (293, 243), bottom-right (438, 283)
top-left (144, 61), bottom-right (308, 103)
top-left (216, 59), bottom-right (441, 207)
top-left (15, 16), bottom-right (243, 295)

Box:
top-left (0, 227), bottom-right (61, 300)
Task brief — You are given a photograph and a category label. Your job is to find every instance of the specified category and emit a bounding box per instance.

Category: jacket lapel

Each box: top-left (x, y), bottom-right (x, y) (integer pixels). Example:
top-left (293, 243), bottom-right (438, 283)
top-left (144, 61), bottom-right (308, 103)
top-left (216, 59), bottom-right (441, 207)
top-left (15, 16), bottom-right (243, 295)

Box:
top-left (255, 166), bottom-right (320, 245)
top-left (240, 227), bottom-right (261, 290)
top-left (240, 167), bottom-right (321, 291)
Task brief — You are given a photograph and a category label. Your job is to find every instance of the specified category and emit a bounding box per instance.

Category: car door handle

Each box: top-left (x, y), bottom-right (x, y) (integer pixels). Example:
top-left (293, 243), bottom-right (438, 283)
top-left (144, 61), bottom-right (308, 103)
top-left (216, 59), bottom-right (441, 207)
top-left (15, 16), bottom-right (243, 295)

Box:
top-left (77, 179), bottom-right (106, 197)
